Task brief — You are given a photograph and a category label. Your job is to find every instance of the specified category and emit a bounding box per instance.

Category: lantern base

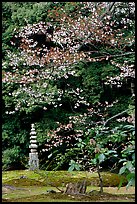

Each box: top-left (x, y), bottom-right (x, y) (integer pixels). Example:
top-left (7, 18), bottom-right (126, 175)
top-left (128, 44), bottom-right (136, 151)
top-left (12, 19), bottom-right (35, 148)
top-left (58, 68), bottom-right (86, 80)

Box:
top-left (29, 152), bottom-right (39, 170)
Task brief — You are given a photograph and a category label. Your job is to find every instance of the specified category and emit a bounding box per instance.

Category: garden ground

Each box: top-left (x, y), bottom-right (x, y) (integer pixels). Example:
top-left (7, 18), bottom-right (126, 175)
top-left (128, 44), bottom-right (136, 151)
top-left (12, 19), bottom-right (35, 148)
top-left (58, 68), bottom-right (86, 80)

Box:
top-left (2, 170), bottom-right (135, 202)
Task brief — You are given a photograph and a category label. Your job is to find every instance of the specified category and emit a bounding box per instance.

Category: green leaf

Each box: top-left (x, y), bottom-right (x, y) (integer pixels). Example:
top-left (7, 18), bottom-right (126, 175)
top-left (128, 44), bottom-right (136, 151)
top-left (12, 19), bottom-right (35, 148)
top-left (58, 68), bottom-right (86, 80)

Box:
top-left (98, 153), bottom-right (105, 163)
top-left (126, 161), bottom-right (132, 170)
top-left (75, 164), bottom-right (80, 171)
top-left (119, 158), bottom-right (127, 163)
top-left (132, 153), bottom-right (135, 160)
top-left (69, 159), bottom-right (75, 165)
top-left (78, 138), bottom-right (82, 142)
top-left (91, 158), bottom-right (97, 165)
top-left (68, 160), bottom-right (81, 171)
top-left (126, 172), bottom-right (135, 180)
top-left (126, 178), bottom-right (135, 189)
top-left (119, 166), bottom-right (126, 175)
top-left (68, 164), bottom-right (75, 172)
top-left (113, 154), bottom-right (118, 157)
top-left (105, 150), bottom-right (117, 155)
top-left (95, 153), bottom-right (100, 159)
top-left (118, 178), bottom-right (124, 190)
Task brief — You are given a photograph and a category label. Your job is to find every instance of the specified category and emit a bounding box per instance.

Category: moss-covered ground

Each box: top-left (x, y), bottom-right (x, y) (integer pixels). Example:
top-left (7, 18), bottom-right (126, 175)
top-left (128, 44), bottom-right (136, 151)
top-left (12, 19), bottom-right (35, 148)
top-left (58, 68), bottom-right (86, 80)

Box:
top-left (2, 170), bottom-right (135, 202)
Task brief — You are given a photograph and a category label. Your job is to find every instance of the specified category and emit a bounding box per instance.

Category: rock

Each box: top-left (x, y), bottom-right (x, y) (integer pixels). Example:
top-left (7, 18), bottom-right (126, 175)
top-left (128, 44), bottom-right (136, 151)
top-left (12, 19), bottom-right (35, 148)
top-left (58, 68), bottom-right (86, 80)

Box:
top-left (47, 189), bottom-right (56, 193)
top-left (19, 175), bottom-right (27, 179)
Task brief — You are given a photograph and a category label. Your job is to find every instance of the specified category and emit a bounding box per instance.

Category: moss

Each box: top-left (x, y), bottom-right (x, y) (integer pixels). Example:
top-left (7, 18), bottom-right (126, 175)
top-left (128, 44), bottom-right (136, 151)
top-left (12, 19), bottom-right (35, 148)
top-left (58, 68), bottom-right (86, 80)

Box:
top-left (89, 172), bottom-right (128, 187)
top-left (101, 172), bottom-right (128, 187)
top-left (2, 191), bottom-right (135, 202)
top-left (2, 170), bottom-right (127, 188)
top-left (2, 170), bottom-right (134, 203)
top-left (3, 178), bottom-right (46, 187)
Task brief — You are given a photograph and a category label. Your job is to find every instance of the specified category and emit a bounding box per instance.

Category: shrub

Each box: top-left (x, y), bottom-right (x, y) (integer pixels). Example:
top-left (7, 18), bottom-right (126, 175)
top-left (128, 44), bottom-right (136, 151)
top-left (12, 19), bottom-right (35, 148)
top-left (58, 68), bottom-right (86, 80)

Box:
top-left (2, 146), bottom-right (24, 170)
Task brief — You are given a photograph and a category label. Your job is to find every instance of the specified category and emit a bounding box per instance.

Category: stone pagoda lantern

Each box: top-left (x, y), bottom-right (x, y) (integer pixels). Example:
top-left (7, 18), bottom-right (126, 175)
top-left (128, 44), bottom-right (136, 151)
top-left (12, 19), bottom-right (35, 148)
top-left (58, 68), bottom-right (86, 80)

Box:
top-left (29, 123), bottom-right (39, 170)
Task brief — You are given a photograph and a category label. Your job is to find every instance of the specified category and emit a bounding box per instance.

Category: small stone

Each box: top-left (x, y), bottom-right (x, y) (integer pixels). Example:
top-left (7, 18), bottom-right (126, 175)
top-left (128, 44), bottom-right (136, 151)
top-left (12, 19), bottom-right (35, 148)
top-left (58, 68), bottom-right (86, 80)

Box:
top-left (47, 189), bottom-right (56, 193)
top-left (19, 175), bottom-right (27, 179)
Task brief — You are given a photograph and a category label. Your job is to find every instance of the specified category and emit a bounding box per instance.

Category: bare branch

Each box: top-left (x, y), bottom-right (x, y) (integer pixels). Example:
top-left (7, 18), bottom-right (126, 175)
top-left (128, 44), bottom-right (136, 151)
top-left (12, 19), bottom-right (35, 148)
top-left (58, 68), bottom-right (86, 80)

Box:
top-left (91, 51), bottom-right (134, 58)
top-left (78, 51), bottom-right (134, 66)
top-left (104, 107), bottom-right (135, 127)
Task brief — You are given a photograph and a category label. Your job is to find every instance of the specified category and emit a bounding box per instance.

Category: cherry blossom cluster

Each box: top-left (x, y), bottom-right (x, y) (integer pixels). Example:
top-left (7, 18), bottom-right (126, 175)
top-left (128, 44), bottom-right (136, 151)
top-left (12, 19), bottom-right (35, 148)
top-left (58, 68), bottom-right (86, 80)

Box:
top-left (104, 60), bottom-right (135, 87)
top-left (116, 116), bottom-right (134, 124)
top-left (7, 4), bottom-right (127, 69)
top-left (68, 107), bottom-right (103, 129)
top-left (2, 50), bottom-right (80, 84)
top-left (2, 2), bottom-right (135, 120)
top-left (3, 2), bottom-right (135, 86)
top-left (42, 123), bottom-right (83, 152)
top-left (63, 87), bottom-right (90, 109)
top-left (10, 83), bottom-right (64, 112)
top-left (69, 100), bottom-right (119, 129)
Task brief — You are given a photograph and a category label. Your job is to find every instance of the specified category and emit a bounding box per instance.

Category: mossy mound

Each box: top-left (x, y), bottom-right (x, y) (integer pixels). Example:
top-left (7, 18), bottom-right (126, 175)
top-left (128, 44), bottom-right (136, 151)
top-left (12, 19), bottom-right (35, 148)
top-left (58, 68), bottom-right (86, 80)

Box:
top-left (2, 170), bottom-right (128, 188)
top-left (4, 178), bottom-right (46, 187)
top-left (89, 172), bottom-right (128, 187)
top-left (43, 172), bottom-right (127, 187)
top-left (101, 172), bottom-right (127, 187)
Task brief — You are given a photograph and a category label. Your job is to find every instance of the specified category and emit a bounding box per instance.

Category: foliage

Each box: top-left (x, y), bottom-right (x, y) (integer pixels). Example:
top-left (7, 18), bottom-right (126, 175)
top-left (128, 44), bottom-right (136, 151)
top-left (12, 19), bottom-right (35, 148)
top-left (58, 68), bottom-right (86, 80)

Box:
top-left (2, 146), bottom-right (23, 170)
top-left (68, 160), bottom-right (81, 171)
top-left (88, 122), bottom-right (135, 190)
top-left (2, 1), bottom-right (135, 187)
top-left (118, 138), bottom-right (135, 189)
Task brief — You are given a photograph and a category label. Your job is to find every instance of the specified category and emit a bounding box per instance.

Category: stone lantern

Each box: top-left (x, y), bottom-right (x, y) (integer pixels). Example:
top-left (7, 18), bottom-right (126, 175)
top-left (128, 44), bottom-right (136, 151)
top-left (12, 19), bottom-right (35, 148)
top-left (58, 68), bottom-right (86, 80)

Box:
top-left (29, 123), bottom-right (39, 170)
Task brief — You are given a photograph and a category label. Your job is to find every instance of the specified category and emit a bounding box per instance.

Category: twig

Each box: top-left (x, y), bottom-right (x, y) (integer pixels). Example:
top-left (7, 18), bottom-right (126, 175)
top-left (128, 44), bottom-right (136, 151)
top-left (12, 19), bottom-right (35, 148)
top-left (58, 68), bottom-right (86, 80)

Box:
top-left (50, 183), bottom-right (64, 193)
top-left (103, 107), bottom-right (135, 127)
top-left (86, 51), bottom-right (135, 61)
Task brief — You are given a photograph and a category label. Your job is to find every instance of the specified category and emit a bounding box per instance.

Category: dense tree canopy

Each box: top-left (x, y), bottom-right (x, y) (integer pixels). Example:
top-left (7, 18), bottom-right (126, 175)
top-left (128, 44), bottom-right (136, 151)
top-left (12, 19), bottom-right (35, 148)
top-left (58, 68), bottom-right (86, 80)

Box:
top-left (2, 2), bottom-right (135, 187)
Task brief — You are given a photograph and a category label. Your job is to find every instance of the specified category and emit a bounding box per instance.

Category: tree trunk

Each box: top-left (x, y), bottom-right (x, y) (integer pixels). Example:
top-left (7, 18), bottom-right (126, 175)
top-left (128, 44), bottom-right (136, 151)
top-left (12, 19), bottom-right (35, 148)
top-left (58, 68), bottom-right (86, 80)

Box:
top-left (65, 180), bottom-right (87, 194)
top-left (97, 163), bottom-right (103, 193)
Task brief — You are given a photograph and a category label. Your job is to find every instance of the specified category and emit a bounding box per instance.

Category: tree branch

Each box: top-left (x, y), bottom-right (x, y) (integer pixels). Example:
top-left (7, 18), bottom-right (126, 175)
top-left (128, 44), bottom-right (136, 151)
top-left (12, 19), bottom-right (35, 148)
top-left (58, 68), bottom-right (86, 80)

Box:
top-left (85, 51), bottom-right (135, 61)
top-left (103, 107), bottom-right (135, 126)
